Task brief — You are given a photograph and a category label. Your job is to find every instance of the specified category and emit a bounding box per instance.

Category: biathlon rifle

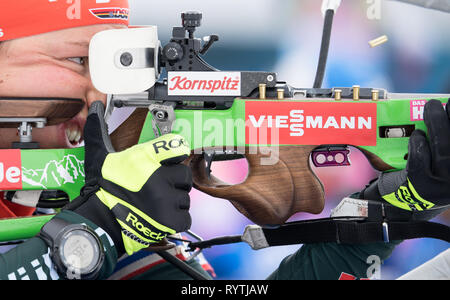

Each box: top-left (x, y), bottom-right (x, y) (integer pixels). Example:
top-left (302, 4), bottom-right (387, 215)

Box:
top-left (0, 8), bottom-right (449, 248)
top-left (90, 10), bottom-right (450, 226)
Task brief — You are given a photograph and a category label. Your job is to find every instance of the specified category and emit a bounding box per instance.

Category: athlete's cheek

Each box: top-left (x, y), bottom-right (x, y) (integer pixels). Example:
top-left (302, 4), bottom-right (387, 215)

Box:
top-left (2, 64), bottom-right (91, 101)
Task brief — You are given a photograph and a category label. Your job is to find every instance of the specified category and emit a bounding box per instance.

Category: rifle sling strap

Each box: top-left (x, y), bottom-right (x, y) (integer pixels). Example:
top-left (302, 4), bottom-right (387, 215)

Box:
top-left (261, 219), bottom-right (450, 247)
top-left (187, 200), bottom-right (449, 251)
top-left (262, 200), bottom-right (450, 246)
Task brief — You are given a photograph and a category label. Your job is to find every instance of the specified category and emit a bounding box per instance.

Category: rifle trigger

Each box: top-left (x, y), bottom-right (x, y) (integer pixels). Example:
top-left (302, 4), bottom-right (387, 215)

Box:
top-left (203, 150), bottom-right (215, 178)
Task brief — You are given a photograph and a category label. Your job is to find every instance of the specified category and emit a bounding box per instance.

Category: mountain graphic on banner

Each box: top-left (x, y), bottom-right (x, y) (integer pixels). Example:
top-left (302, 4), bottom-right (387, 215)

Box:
top-left (22, 155), bottom-right (85, 189)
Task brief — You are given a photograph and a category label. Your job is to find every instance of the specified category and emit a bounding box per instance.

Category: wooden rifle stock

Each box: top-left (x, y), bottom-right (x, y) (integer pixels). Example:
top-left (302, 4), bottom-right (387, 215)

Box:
top-left (0, 98), bottom-right (84, 127)
top-left (187, 146), bottom-right (325, 225)
top-left (187, 146), bottom-right (397, 225)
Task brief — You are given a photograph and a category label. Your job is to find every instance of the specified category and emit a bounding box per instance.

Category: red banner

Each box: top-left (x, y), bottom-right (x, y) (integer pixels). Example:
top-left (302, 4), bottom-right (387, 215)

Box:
top-left (245, 101), bottom-right (377, 146)
top-left (0, 150), bottom-right (22, 190)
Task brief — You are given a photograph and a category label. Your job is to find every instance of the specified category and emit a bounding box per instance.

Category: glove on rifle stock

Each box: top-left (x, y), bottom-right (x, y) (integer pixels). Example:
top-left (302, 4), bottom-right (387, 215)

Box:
top-left (66, 101), bottom-right (193, 256)
top-left (363, 99), bottom-right (450, 212)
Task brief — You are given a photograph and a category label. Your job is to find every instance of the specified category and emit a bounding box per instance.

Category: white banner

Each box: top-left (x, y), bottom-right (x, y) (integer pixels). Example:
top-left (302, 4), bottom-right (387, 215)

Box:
top-left (167, 72), bottom-right (241, 96)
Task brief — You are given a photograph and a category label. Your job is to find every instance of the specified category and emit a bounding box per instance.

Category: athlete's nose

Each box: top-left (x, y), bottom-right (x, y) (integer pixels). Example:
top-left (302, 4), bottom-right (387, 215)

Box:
top-left (75, 75), bottom-right (108, 128)
top-left (86, 83), bottom-right (107, 108)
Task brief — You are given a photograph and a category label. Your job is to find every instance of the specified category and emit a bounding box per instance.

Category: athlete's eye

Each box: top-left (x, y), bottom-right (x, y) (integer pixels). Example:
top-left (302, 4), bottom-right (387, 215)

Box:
top-left (67, 57), bottom-right (85, 65)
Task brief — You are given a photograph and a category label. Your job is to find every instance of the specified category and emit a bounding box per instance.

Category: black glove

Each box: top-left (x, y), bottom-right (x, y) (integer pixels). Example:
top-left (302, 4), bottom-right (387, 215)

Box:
top-left (363, 99), bottom-right (450, 212)
top-left (66, 101), bottom-right (192, 256)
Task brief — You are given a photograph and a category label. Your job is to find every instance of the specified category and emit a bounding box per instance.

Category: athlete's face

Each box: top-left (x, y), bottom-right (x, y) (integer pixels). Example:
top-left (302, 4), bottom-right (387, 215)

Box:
top-left (0, 24), bottom-right (126, 149)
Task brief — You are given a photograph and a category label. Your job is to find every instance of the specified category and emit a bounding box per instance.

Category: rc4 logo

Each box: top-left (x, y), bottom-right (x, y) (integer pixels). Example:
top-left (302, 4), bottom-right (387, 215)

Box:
top-left (0, 150), bottom-right (22, 190)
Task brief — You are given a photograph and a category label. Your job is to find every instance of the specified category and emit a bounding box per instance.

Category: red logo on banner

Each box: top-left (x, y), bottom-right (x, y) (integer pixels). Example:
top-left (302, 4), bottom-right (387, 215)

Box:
top-left (245, 101), bottom-right (377, 146)
top-left (0, 150), bottom-right (22, 190)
